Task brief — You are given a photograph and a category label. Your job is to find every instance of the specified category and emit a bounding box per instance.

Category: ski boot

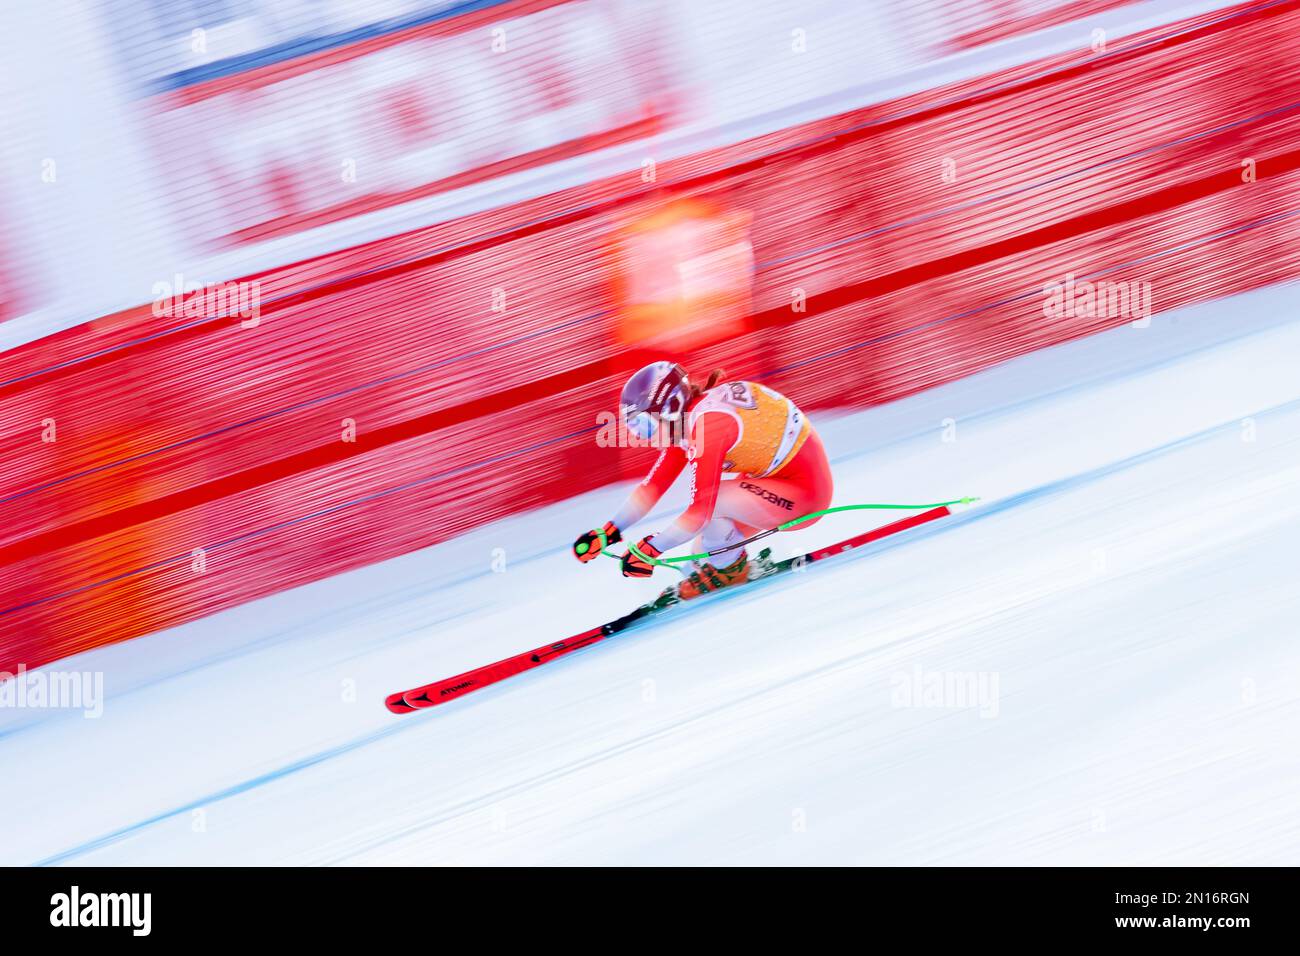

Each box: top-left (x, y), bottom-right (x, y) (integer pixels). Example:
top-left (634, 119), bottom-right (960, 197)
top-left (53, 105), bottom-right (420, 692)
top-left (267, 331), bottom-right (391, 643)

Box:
top-left (653, 548), bottom-right (775, 608)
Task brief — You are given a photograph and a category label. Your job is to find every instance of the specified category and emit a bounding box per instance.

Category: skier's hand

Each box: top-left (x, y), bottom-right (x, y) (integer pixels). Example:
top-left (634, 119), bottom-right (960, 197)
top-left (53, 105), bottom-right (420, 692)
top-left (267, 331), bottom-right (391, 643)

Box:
top-left (621, 537), bottom-right (662, 578)
top-left (573, 522), bottom-right (620, 563)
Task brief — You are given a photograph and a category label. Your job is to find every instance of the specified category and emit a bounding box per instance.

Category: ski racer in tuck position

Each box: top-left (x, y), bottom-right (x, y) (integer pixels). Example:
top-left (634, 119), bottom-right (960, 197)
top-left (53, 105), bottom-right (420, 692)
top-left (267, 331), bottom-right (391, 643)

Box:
top-left (573, 361), bottom-right (834, 600)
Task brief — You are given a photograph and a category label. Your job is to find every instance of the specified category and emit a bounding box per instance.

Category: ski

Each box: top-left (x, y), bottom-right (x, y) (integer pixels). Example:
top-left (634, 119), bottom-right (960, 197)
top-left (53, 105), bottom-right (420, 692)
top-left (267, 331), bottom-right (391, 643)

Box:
top-left (385, 504), bottom-right (952, 714)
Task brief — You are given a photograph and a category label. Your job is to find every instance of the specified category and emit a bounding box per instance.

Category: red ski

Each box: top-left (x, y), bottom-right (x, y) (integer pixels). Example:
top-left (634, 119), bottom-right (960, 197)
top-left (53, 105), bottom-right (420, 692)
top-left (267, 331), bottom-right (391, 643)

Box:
top-left (386, 505), bottom-right (952, 714)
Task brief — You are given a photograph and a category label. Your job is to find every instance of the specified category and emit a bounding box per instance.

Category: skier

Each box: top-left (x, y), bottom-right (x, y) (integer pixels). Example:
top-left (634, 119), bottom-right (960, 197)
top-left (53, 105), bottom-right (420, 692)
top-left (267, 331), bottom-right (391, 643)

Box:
top-left (573, 361), bottom-right (833, 599)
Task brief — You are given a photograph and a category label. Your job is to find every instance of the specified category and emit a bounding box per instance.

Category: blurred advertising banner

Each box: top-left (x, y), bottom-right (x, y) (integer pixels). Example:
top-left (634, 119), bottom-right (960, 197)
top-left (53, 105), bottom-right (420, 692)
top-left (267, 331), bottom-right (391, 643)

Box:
top-left (893, 0), bottom-right (1145, 52)
top-left (610, 198), bottom-right (755, 351)
top-left (135, 0), bottom-right (677, 248)
top-left (0, 0), bottom-right (1174, 336)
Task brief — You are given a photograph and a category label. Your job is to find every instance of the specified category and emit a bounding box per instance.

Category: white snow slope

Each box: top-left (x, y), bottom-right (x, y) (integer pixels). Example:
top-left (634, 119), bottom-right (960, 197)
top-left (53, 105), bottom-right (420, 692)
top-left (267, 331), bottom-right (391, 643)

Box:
top-left (4, 284), bottom-right (1300, 866)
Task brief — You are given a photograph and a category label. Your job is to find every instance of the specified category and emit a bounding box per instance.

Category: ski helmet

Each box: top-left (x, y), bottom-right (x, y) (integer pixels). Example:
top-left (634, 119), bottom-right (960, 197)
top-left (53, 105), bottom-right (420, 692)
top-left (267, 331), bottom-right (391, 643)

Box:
top-left (621, 361), bottom-right (690, 440)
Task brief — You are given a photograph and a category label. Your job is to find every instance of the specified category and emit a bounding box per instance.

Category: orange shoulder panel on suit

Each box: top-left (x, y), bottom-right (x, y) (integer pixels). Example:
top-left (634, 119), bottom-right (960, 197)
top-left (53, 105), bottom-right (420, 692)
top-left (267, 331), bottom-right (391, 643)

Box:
top-left (687, 381), bottom-right (811, 478)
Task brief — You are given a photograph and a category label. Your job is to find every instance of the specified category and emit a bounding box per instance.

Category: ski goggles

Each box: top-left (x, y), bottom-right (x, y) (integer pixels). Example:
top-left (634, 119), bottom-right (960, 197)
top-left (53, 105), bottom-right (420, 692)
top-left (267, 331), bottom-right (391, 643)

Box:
top-left (623, 407), bottom-right (659, 441)
top-left (622, 403), bottom-right (684, 441)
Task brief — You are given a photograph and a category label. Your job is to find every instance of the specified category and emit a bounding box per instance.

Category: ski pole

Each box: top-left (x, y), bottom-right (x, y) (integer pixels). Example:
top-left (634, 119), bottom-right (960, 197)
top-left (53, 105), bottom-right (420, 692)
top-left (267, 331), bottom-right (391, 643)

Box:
top-left (600, 497), bottom-right (979, 567)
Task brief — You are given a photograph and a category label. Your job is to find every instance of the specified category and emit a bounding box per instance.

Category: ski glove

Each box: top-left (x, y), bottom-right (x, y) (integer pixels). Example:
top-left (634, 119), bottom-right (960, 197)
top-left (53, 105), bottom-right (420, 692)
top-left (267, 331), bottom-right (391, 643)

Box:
top-left (621, 537), bottom-right (662, 578)
top-left (573, 522), bottom-right (621, 563)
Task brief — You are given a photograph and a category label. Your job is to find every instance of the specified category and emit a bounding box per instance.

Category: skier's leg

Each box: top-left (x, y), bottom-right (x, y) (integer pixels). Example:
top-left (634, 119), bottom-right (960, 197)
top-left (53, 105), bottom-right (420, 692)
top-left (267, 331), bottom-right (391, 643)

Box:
top-left (673, 433), bottom-right (832, 602)
top-left (692, 517), bottom-right (755, 568)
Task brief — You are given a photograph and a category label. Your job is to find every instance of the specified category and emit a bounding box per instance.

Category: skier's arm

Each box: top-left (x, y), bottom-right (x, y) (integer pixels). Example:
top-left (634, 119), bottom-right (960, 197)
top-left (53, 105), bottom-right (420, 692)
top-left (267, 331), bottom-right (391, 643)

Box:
top-left (575, 444), bottom-right (689, 564)
top-left (644, 412), bottom-right (737, 554)
top-left (610, 444), bottom-right (688, 531)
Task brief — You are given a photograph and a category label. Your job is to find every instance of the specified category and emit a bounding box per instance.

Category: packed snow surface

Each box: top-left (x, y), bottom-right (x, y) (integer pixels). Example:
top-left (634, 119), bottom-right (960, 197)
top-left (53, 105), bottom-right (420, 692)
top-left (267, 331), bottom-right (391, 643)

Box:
top-left (5, 286), bottom-right (1300, 865)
